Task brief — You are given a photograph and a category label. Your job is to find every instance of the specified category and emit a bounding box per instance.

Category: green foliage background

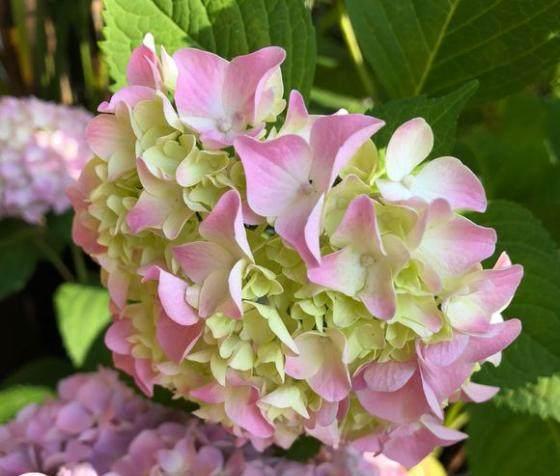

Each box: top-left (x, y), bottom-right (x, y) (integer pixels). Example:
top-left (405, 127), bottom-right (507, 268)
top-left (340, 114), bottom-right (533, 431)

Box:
top-left (1, 0), bottom-right (560, 473)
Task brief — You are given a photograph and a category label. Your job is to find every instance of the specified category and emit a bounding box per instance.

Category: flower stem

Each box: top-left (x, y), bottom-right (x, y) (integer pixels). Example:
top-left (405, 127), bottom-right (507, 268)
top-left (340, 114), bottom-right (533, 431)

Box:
top-left (34, 239), bottom-right (75, 282)
top-left (336, 0), bottom-right (376, 101)
top-left (71, 243), bottom-right (88, 284)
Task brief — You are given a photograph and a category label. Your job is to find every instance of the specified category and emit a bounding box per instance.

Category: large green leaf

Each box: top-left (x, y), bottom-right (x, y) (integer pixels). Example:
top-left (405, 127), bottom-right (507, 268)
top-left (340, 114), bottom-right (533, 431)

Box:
top-left (102, 0), bottom-right (316, 96)
top-left (468, 403), bottom-right (560, 476)
top-left (369, 81), bottom-right (477, 156)
top-left (54, 284), bottom-right (111, 368)
top-left (0, 385), bottom-right (54, 423)
top-left (459, 94), bottom-right (560, 240)
top-left (474, 201), bottom-right (560, 390)
top-left (346, 0), bottom-right (560, 101)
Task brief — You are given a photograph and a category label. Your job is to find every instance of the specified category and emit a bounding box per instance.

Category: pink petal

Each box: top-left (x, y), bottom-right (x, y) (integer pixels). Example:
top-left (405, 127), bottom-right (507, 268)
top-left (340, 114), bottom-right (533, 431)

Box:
top-left (104, 319), bottom-right (133, 354)
top-left (331, 195), bottom-right (384, 254)
top-left (225, 387), bottom-right (274, 438)
top-left (157, 268), bottom-right (199, 325)
top-left (275, 192), bottom-right (324, 266)
top-left (97, 85), bottom-right (155, 113)
top-left (308, 247), bottom-right (366, 297)
top-left (56, 402), bottom-right (93, 433)
top-left (198, 268), bottom-right (232, 318)
top-left (224, 46), bottom-right (285, 123)
top-left (173, 242), bottom-right (233, 283)
top-left (200, 189), bottom-right (253, 260)
top-left (127, 44), bottom-right (158, 88)
top-left (126, 191), bottom-right (170, 234)
top-left (383, 417), bottom-right (466, 468)
top-left (362, 361), bottom-right (417, 392)
top-left (355, 371), bottom-right (430, 423)
top-left (461, 381), bottom-right (500, 402)
top-left (385, 118), bottom-right (434, 182)
top-left (190, 383), bottom-right (226, 404)
top-left (174, 48), bottom-right (228, 122)
top-left (235, 134), bottom-right (313, 218)
top-left (156, 309), bottom-right (203, 363)
top-left (285, 333), bottom-right (324, 380)
top-left (309, 114), bottom-right (385, 191)
top-left (420, 334), bottom-right (470, 367)
top-left (463, 319), bottom-right (522, 363)
top-left (412, 157), bottom-right (487, 212)
top-left (418, 200), bottom-right (497, 276)
top-left (309, 354), bottom-right (351, 402)
top-left (280, 90), bottom-right (313, 137)
top-left (360, 262), bottom-right (397, 319)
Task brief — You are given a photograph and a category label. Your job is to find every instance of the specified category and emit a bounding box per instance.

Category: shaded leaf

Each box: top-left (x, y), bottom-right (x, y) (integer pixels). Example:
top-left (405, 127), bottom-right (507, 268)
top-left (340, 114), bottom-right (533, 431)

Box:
top-left (369, 81), bottom-right (477, 156)
top-left (468, 403), bottom-right (560, 476)
top-left (346, 0), bottom-right (560, 101)
top-left (474, 201), bottom-right (560, 390)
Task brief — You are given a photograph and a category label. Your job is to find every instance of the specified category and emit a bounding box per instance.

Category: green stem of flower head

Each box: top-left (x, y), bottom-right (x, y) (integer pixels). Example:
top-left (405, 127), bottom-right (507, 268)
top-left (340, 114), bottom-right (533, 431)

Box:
top-left (336, 0), bottom-right (377, 102)
top-left (71, 243), bottom-right (89, 284)
top-left (431, 403), bottom-right (469, 458)
top-left (34, 239), bottom-right (75, 282)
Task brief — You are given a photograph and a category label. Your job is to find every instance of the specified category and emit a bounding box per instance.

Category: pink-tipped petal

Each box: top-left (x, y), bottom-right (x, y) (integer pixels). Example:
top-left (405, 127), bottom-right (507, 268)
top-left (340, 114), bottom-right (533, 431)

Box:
top-left (309, 114), bottom-right (385, 191)
top-left (157, 269), bottom-right (199, 326)
top-left (200, 189), bottom-right (253, 260)
top-left (173, 242), bottom-right (233, 283)
top-left (412, 157), bottom-right (487, 212)
top-left (235, 134), bottom-right (313, 218)
top-left (156, 310), bottom-right (203, 363)
top-left (360, 262), bottom-right (397, 320)
top-left (362, 361), bottom-right (417, 392)
top-left (463, 319), bottom-right (522, 363)
top-left (224, 46), bottom-right (286, 123)
top-left (174, 48), bottom-right (228, 122)
top-left (385, 118), bottom-right (434, 182)
top-left (127, 44), bottom-right (158, 88)
top-left (461, 381), bottom-right (500, 402)
top-left (225, 387), bottom-right (274, 438)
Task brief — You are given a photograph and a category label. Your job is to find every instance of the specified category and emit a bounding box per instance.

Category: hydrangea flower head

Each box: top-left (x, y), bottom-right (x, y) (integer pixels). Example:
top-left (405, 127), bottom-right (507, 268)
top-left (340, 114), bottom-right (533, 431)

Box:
top-left (71, 36), bottom-right (523, 468)
top-left (0, 97), bottom-right (92, 223)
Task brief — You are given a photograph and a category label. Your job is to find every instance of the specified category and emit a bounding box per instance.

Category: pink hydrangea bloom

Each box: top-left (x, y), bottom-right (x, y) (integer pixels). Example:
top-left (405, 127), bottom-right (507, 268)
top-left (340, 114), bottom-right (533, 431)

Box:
top-left (70, 35), bottom-right (523, 468)
top-left (0, 96), bottom-right (92, 223)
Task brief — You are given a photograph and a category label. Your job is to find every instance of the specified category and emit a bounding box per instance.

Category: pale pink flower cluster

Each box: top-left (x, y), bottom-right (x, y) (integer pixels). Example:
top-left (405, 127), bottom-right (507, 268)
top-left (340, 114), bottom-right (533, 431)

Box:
top-left (70, 35), bottom-right (523, 467)
top-left (7, 370), bottom-right (404, 476)
top-left (0, 96), bottom-right (93, 223)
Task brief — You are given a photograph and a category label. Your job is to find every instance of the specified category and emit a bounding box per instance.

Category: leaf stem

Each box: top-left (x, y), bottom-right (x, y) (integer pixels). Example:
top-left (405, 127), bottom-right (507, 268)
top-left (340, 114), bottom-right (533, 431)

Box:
top-left (336, 0), bottom-right (376, 101)
top-left (34, 239), bottom-right (75, 282)
top-left (71, 243), bottom-right (88, 284)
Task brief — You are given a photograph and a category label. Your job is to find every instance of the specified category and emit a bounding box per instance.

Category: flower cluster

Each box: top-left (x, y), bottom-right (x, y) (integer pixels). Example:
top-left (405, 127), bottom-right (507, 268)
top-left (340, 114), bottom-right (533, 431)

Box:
top-left (70, 35), bottom-right (523, 467)
top-left (0, 369), bottom-right (172, 476)
top-left (6, 370), bottom-right (416, 476)
top-left (0, 96), bottom-right (92, 223)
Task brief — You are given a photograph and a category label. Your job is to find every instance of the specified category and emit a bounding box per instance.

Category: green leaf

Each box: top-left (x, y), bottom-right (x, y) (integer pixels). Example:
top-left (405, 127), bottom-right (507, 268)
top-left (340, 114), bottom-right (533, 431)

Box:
top-left (0, 219), bottom-right (40, 299)
top-left (458, 94), bottom-right (560, 240)
top-left (102, 0), bottom-right (316, 97)
top-left (369, 81), bottom-right (477, 156)
top-left (346, 0), bottom-right (560, 101)
top-left (0, 385), bottom-right (54, 423)
top-left (474, 201), bottom-right (560, 390)
top-left (54, 284), bottom-right (111, 368)
top-left (467, 403), bottom-right (560, 476)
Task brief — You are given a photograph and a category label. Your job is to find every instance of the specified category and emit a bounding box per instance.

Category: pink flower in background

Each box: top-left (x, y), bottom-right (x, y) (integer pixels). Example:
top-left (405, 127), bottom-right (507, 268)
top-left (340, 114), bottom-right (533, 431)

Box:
top-left (0, 369), bottom-right (171, 476)
top-left (0, 96), bottom-right (92, 223)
